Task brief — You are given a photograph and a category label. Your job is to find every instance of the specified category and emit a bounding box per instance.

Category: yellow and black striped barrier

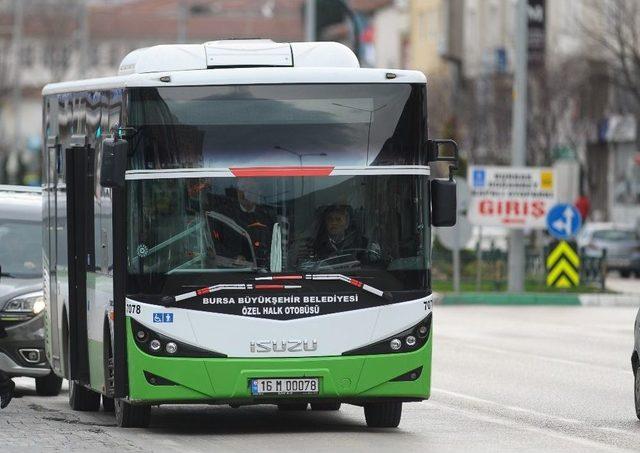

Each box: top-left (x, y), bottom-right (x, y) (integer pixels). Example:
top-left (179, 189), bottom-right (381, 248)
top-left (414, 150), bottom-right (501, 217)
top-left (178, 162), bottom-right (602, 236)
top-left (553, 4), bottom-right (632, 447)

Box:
top-left (546, 241), bottom-right (580, 288)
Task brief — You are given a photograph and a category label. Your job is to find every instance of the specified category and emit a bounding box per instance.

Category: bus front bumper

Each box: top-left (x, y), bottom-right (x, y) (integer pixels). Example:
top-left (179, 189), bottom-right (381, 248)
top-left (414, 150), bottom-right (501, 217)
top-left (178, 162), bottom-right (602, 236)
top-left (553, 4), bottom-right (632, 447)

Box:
top-left (126, 326), bottom-right (432, 405)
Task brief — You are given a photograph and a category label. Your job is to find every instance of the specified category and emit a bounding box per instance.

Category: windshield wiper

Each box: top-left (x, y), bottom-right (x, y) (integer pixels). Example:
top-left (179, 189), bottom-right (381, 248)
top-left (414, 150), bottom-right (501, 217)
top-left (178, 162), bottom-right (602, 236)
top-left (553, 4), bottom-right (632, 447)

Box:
top-left (162, 273), bottom-right (392, 308)
top-left (0, 265), bottom-right (16, 279)
top-left (256, 274), bottom-right (393, 301)
top-left (163, 282), bottom-right (302, 307)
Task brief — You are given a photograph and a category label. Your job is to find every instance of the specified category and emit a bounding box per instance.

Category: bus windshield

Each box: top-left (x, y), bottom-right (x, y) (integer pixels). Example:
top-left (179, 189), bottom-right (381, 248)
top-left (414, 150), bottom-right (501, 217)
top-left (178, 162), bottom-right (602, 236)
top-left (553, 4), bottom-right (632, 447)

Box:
top-left (127, 174), bottom-right (429, 294)
top-left (127, 83), bottom-right (424, 170)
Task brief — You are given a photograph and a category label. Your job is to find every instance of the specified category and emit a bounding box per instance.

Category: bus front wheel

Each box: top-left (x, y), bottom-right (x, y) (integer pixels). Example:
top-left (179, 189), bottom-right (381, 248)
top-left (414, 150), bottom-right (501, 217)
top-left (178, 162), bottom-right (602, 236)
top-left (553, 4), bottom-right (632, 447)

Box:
top-left (364, 402), bottom-right (402, 428)
top-left (115, 399), bottom-right (151, 428)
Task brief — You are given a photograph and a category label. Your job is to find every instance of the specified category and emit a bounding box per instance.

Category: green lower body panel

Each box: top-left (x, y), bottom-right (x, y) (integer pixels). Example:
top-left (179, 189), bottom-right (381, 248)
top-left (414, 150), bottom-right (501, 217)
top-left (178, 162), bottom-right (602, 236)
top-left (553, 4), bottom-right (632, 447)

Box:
top-left (126, 319), bottom-right (432, 404)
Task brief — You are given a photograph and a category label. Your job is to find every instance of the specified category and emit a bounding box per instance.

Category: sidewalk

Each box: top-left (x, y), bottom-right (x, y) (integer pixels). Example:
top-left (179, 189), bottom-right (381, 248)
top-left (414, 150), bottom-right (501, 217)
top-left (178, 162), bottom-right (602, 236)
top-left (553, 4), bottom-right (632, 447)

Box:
top-left (435, 292), bottom-right (640, 306)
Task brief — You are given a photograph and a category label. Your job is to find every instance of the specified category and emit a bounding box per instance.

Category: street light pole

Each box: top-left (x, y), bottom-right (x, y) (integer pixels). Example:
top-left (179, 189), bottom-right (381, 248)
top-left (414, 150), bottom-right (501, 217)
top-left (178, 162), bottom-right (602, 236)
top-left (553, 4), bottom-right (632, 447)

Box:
top-left (177, 1), bottom-right (188, 43)
top-left (508, 0), bottom-right (528, 292)
top-left (305, 0), bottom-right (316, 42)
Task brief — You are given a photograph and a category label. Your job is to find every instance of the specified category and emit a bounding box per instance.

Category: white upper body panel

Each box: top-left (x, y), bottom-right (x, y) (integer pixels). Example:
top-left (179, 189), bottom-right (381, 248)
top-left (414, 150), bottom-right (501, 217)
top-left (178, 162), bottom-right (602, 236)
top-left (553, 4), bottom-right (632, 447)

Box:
top-left (42, 40), bottom-right (426, 95)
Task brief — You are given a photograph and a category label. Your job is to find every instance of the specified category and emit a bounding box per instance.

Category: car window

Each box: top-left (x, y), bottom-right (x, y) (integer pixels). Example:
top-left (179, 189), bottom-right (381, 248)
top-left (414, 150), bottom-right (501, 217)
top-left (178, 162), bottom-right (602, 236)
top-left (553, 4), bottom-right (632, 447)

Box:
top-left (592, 229), bottom-right (638, 241)
top-left (0, 220), bottom-right (42, 277)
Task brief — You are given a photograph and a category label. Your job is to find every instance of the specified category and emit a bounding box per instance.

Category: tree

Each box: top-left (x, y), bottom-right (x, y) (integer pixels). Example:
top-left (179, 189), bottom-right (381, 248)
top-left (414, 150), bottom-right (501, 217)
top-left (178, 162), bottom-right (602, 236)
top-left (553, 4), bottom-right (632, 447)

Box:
top-left (582, 0), bottom-right (640, 112)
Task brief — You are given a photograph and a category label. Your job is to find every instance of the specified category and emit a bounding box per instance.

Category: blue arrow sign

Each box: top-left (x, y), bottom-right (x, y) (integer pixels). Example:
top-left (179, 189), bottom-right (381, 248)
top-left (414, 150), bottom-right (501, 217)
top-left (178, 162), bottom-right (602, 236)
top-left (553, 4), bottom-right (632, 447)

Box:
top-left (546, 203), bottom-right (582, 240)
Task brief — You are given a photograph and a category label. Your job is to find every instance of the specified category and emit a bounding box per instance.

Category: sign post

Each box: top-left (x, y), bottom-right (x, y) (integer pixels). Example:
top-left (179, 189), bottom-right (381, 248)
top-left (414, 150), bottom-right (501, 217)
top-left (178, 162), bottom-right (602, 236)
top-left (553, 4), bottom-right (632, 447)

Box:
top-left (545, 203), bottom-right (582, 288)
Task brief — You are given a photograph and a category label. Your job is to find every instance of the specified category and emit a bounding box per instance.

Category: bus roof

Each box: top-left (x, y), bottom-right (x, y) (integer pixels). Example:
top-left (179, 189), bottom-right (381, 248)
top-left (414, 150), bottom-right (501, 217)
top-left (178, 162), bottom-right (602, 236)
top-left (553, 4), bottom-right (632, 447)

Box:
top-left (42, 40), bottom-right (426, 95)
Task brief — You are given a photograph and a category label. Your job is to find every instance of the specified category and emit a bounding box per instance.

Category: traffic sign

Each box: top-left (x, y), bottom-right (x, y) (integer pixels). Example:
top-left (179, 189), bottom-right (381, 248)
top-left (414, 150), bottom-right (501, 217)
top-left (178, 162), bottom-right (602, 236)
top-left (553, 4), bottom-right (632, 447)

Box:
top-left (467, 166), bottom-right (557, 229)
top-left (546, 203), bottom-right (582, 240)
top-left (546, 241), bottom-right (580, 288)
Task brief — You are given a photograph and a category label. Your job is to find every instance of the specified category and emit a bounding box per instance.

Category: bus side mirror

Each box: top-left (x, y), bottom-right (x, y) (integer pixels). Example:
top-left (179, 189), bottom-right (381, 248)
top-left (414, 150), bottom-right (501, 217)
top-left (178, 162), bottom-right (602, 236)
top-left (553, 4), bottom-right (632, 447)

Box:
top-left (100, 138), bottom-right (128, 188)
top-left (431, 179), bottom-right (457, 227)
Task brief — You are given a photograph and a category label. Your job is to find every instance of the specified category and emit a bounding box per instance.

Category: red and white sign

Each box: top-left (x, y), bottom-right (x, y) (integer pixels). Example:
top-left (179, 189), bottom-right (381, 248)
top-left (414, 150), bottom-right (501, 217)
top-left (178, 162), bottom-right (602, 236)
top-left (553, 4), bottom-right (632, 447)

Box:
top-left (467, 166), bottom-right (556, 228)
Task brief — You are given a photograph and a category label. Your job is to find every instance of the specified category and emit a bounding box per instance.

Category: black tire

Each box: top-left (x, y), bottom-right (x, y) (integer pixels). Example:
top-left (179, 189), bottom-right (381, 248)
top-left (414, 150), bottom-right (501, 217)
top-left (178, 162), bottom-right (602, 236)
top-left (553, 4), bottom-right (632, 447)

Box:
top-left (35, 371), bottom-right (63, 396)
top-left (69, 379), bottom-right (101, 411)
top-left (277, 403), bottom-right (308, 411)
top-left (311, 402), bottom-right (341, 411)
top-left (364, 402), bottom-right (403, 428)
top-left (115, 398), bottom-right (151, 428)
top-left (103, 395), bottom-right (115, 412)
top-left (621, 270), bottom-right (632, 278)
top-left (67, 332), bottom-right (100, 411)
top-left (635, 370), bottom-right (640, 420)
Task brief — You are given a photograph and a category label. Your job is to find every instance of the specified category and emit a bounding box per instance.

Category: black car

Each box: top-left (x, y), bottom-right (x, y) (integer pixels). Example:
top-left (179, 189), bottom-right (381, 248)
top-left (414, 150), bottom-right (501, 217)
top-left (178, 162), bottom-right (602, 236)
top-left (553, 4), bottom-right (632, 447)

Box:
top-left (0, 185), bottom-right (61, 395)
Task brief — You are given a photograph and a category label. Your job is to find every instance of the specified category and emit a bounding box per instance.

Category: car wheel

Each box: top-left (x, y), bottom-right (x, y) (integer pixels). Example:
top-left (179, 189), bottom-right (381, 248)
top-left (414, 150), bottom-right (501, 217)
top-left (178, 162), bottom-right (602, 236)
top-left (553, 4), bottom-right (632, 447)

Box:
top-left (621, 270), bottom-right (632, 278)
top-left (35, 371), bottom-right (63, 396)
top-left (311, 402), bottom-right (341, 411)
top-left (114, 398), bottom-right (151, 428)
top-left (364, 402), bottom-right (402, 428)
top-left (277, 403), bottom-right (308, 411)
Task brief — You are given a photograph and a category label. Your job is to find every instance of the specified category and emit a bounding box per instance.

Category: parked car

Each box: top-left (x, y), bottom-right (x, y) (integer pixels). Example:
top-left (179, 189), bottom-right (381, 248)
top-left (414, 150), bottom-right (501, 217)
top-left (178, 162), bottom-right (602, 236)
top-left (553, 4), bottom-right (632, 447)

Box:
top-left (0, 185), bottom-right (62, 395)
top-left (576, 223), bottom-right (640, 278)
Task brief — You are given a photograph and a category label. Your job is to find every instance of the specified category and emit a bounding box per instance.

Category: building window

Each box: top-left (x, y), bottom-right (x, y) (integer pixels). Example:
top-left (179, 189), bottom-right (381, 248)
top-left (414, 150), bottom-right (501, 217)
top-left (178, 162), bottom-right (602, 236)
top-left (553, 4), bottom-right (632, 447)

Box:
top-left (21, 42), bottom-right (33, 67)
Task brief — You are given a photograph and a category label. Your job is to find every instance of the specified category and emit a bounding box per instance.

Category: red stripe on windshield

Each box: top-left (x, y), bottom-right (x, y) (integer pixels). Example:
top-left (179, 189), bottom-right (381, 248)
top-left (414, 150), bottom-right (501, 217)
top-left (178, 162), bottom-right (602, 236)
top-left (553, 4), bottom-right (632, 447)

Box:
top-left (230, 166), bottom-right (334, 177)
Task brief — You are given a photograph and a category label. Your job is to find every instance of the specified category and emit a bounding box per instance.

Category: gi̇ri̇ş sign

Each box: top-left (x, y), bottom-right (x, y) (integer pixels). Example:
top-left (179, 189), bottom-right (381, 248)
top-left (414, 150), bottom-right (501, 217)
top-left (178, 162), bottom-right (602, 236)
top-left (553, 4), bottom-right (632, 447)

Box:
top-left (467, 166), bottom-right (556, 228)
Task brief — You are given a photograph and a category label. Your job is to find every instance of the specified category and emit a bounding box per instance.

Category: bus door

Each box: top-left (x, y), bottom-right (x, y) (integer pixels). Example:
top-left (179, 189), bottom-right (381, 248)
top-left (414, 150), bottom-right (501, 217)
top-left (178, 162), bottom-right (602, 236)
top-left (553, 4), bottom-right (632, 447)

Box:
top-left (45, 135), bottom-right (62, 374)
top-left (65, 135), bottom-right (92, 384)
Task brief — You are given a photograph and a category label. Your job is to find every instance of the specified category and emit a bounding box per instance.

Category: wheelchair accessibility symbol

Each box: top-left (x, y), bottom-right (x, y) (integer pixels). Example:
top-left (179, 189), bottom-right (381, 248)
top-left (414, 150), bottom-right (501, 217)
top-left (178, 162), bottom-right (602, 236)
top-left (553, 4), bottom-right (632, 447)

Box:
top-left (153, 313), bottom-right (174, 323)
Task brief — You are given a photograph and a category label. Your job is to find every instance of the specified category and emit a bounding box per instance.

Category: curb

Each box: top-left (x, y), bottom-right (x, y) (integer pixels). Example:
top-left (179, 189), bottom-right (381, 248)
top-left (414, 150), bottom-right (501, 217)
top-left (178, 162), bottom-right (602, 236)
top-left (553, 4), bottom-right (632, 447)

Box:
top-left (435, 292), bottom-right (640, 306)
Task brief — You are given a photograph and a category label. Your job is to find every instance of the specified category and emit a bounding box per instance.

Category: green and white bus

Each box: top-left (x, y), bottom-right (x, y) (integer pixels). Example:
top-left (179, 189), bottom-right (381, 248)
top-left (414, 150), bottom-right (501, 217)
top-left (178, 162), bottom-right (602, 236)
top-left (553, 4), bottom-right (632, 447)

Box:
top-left (42, 40), bottom-right (458, 428)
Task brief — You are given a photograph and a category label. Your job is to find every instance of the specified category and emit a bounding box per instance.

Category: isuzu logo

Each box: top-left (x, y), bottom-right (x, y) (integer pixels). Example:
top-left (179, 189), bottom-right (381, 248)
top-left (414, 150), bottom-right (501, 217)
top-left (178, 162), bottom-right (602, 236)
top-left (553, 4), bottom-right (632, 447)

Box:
top-left (250, 339), bottom-right (318, 353)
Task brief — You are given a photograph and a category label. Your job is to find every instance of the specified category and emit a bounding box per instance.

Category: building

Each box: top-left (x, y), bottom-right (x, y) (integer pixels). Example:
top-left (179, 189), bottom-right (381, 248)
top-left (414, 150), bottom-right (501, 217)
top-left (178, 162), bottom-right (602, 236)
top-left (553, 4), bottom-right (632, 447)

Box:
top-left (0, 0), bottom-right (391, 184)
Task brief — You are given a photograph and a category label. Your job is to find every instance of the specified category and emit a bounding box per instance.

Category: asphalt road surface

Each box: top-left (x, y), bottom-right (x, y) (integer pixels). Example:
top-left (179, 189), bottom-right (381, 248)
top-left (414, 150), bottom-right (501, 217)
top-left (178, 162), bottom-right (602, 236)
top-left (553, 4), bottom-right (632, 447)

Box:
top-left (2, 306), bottom-right (639, 452)
top-left (607, 274), bottom-right (640, 295)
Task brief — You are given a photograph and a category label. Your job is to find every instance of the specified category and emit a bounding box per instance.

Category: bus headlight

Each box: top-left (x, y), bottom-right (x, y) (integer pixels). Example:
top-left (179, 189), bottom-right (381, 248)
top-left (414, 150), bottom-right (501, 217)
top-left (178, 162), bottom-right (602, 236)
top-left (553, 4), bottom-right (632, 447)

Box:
top-left (342, 313), bottom-right (432, 356)
top-left (3, 291), bottom-right (45, 315)
top-left (131, 319), bottom-right (226, 358)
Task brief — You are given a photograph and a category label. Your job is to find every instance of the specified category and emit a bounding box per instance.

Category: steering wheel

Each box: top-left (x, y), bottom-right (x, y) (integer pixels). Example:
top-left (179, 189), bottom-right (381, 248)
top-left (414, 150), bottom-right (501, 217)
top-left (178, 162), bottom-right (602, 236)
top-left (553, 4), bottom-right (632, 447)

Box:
top-left (303, 247), bottom-right (382, 271)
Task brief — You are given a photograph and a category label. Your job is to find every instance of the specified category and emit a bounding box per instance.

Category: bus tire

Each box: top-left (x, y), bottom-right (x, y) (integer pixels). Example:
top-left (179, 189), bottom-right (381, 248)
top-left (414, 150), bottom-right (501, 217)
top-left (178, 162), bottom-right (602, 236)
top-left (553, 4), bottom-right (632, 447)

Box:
top-left (35, 372), bottom-right (63, 396)
top-left (364, 402), bottom-right (402, 428)
top-left (67, 333), bottom-right (100, 411)
top-left (115, 399), bottom-right (151, 428)
top-left (311, 402), bottom-right (341, 411)
top-left (277, 403), bottom-right (308, 411)
top-left (69, 379), bottom-right (101, 411)
top-left (103, 395), bottom-right (115, 412)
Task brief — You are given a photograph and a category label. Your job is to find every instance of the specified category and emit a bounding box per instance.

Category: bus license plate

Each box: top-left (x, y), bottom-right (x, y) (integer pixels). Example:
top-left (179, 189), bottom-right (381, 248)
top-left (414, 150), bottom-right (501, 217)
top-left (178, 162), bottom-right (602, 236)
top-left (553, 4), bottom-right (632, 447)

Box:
top-left (250, 378), bottom-right (319, 396)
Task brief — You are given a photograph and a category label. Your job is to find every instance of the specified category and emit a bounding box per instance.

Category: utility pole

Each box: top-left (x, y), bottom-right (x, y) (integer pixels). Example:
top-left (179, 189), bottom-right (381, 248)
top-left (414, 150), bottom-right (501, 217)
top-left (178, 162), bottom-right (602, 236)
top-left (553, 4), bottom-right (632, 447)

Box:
top-left (507, 0), bottom-right (528, 292)
top-left (11, 0), bottom-right (23, 158)
top-left (177, 1), bottom-right (188, 43)
top-left (305, 0), bottom-right (316, 42)
top-left (78, 1), bottom-right (89, 78)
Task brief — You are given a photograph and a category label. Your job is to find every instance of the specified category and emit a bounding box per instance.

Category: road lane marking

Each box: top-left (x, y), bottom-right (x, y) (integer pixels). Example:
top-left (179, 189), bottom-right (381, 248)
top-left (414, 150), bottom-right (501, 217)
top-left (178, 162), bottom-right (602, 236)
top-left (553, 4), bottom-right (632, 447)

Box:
top-left (428, 400), bottom-right (631, 452)
top-left (436, 336), bottom-right (633, 375)
top-left (433, 388), bottom-right (640, 441)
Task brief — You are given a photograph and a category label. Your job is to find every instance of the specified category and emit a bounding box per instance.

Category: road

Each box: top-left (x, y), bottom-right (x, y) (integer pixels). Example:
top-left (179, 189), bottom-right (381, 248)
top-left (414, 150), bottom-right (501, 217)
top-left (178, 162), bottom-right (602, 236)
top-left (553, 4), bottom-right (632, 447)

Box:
top-left (2, 306), bottom-right (639, 452)
top-left (607, 274), bottom-right (640, 295)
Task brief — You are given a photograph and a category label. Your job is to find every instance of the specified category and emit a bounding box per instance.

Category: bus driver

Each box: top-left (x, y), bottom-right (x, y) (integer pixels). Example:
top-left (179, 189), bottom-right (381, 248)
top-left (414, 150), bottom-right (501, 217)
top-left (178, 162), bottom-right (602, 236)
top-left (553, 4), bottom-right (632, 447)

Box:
top-left (311, 205), bottom-right (380, 262)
